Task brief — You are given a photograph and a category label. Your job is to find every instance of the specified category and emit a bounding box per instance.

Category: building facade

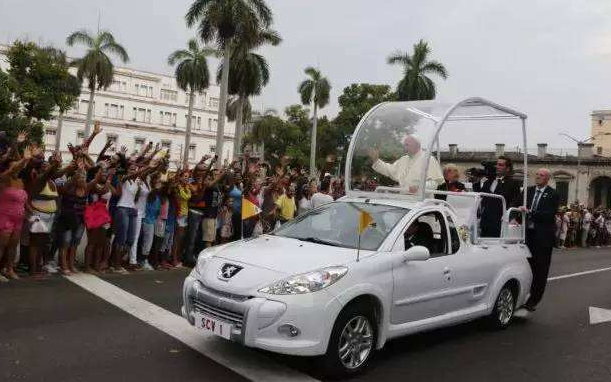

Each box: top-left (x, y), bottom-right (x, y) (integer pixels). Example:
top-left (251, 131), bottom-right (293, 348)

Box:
top-left (441, 143), bottom-right (611, 208)
top-left (0, 44), bottom-right (234, 167)
top-left (591, 109), bottom-right (611, 156)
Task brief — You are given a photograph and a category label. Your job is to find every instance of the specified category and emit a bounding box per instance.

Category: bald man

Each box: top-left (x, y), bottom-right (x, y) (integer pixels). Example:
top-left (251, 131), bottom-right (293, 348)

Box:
top-left (368, 135), bottom-right (443, 194)
top-left (519, 168), bottom-right (560, 312)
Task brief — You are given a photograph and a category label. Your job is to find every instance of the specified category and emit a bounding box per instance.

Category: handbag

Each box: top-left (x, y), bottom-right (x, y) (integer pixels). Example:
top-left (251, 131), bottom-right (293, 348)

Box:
top-left (84, 200), bottom-right (112, 230)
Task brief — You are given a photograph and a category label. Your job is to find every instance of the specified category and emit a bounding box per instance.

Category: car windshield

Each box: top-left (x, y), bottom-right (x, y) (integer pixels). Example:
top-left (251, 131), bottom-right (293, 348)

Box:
top-left (272, 202), bottom-right (408, 251)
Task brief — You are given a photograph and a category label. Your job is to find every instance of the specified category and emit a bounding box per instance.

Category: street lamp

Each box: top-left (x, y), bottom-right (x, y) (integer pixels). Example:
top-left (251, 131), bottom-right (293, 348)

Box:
top-left (559, 132), bottom-right (611, 203)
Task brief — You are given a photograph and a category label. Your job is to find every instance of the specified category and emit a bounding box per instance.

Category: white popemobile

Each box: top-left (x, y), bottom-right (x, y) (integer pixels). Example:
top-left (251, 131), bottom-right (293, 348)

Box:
top-left (181, 98), bottom-right (533, 377)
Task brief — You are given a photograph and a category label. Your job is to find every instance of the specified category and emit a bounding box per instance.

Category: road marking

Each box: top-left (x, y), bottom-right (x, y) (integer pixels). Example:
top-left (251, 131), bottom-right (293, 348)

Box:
top-left (65, 273), bottom-right (319, 382)
top-left (589, 307), bottom-right (611, 325)
top-left (548, 267), bottom-right (611, 281)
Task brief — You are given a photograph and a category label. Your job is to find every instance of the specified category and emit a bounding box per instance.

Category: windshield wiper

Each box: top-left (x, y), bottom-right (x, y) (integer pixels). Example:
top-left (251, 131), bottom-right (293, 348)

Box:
top-left (295, 237), bottom-right (343, 247)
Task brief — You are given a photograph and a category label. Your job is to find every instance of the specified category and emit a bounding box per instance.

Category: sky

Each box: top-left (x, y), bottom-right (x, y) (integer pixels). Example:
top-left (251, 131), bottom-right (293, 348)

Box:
top-left (1, 0), bottom-right (611, 150)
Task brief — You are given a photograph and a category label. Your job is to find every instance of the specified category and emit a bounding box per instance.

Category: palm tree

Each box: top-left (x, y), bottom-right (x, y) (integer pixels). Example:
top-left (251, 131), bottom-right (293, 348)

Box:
top-left (298, 67), bottom-right (331, 176)
top-left (66, 30), bottom-right (129, 136)
top-left (168, 38), bottom-right (216, 163)
top-left (221, 50), bottom-right (270, 160)
top-left (387, 39), bottom-right (448, 101)
top-left (186, 0), bottom-right (273, 167)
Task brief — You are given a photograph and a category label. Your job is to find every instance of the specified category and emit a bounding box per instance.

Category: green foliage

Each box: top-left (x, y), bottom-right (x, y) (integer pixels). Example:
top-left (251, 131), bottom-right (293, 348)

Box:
top-left (168, 38), bottom-right (214, 94)
top-left (244, 83), bottom-right (399, 173)
top-left (0, 41), bottom-right (81, 144)
top-left (185, 0), bottom-right (273, 49)
top-left (387, 39), bottom-right (448, 101)
top-left (67, 30), bottom-right (129, 91)
top-left (298, 66), bottom-right (331, 109)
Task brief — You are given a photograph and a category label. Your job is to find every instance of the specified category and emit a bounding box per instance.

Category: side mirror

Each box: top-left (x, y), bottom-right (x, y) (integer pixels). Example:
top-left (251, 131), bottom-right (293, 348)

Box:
top-left (402, 246), bottom-right (430, 262)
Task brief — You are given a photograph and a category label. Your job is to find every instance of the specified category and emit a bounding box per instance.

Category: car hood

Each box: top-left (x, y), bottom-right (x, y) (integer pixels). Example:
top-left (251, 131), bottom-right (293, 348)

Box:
top-left (198, 235), bottom-right (368, 295)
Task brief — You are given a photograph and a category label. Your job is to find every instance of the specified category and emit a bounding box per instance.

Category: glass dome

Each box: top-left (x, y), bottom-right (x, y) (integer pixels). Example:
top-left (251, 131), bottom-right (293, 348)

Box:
top-left (345, 97), bottom-right (527, 200)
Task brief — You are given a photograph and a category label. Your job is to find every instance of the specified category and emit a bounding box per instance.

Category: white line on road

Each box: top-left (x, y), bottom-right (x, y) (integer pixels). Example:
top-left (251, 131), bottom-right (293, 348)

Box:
top-left (65, 273), bottom-right (319, 382)
top-left (548, 267), bottom-right (611, 281)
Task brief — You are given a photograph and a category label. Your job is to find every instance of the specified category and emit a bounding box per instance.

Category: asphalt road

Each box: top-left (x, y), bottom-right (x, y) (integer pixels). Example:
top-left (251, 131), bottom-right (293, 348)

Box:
top-left (2, 247), bottom-right (611, 382)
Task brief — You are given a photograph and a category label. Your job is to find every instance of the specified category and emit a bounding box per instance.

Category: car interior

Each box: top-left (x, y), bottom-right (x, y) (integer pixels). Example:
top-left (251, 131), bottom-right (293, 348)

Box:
top-left (403, 212), bottom-right (449, 256)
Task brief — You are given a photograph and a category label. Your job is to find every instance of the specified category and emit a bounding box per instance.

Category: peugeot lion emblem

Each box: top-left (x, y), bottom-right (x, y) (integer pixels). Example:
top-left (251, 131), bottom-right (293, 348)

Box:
top-left (218, 263), bottom-right (243, 281)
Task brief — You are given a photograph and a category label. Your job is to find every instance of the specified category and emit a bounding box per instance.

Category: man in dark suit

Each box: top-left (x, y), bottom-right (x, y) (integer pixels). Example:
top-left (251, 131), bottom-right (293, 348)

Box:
top-left (480, 156), bottom-right (521, 237)
top-left (519, 168), bottom-right (560, 311)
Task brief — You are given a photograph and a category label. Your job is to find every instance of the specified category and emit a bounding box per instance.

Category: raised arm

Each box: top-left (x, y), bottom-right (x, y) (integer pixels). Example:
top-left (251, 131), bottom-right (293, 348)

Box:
top-left (83, 121), bottom-right (102, 149)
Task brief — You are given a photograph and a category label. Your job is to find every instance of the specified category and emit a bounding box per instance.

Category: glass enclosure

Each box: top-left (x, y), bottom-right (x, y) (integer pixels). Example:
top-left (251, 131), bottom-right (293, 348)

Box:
top-left (345, 98), bottom-right (527, 201)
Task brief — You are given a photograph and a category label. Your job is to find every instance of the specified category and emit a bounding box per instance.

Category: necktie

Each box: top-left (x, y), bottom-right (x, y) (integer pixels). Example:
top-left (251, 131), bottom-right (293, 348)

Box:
top-left (531, 189), bottom-right (542, 212)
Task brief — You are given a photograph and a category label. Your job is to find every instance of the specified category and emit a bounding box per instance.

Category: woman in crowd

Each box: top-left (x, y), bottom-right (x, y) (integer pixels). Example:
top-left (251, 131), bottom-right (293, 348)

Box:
top-left (140, 173), bottom-right (162, 270)
top-left (83, 166), bottom-right (115, 273)
top-left (26, 151), bottom-right (62, 278)
top-left (0, 145), bottom-right (36, 281)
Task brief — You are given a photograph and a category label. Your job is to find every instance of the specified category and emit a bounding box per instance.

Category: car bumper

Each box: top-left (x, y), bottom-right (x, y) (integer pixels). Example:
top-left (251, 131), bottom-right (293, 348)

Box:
top-left (181, 274), bottom-right (344, 356)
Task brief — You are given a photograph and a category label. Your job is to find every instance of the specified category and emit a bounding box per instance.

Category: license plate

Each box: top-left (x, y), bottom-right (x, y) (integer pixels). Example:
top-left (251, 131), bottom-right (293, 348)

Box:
top-left (195, 312), bottom-right (232, 340)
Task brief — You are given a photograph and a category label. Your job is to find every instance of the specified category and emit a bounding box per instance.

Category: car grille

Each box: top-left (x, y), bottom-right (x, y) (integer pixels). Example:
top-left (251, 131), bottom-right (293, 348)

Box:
top-left (190, 297), bottom-right (244, 330)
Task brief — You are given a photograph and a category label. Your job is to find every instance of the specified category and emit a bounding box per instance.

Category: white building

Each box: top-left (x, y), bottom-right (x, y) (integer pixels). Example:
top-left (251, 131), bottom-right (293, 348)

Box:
top-left (0, 44), bottom-right (234, 167)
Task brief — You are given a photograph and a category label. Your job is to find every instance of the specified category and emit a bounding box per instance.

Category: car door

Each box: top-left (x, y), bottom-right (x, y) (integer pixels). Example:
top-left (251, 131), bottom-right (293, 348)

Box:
top-left (391, 210), bottom-right (459, 325)
top-left (442, 211), bottom-right (499, 313)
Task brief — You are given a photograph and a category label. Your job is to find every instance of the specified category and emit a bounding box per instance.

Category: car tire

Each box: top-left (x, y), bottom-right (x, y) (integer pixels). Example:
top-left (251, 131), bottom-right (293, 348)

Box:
top-left (488, 283), bottom-right (516, 330)
top-left (322, 301), bottom-right (377, 379)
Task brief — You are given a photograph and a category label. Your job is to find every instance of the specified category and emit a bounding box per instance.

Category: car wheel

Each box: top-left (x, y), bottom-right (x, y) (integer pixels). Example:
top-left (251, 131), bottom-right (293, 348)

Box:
top-left (322, 301), bottom-right (377, 378)
top-left (488, 283), bottom-right (516, 329)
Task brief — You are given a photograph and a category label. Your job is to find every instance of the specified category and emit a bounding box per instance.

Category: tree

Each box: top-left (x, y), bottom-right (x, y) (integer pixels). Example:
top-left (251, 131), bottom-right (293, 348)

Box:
top-left (221, 50), bottom-right (270, 159)
top-left (298, 67), bottom-right (331, 176)
top-left (168, 38), bottom-right (216, 163)
top-left (387, 39), bottom-right (448, 101)
top-left (1, 41), bottom-right (81, 144)
top-left (67, 29), bottom-right (129, 136)
top-left (186, 0), bottom-right (274, 167)
top-left (42, 47), bottom-right (82, 150)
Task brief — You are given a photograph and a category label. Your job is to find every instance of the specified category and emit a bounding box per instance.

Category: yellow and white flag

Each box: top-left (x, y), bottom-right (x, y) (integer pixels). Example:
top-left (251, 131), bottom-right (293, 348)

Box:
top-left (358, 210), bottom-right (374, 235)
top-left (242, 198), bottom-right (261, 220)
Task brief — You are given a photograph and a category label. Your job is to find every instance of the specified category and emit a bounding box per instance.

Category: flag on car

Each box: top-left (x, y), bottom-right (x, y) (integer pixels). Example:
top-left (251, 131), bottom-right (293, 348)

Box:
top-left (358, 210), bottom-right (374, 235)
top-left (242, 198), bottom-right (261, 220)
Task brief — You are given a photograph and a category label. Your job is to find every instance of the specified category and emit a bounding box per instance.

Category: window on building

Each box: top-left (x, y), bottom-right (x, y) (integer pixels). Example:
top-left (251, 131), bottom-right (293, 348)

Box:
top-left (80, 100), bottom-right (89, 114)
top-left (208, 118), bottom-right (212, 130)
top-left (106, 134), bottom-right (118, 153)
top-left (556, 181), bottom-right (569, 206)
top-left (172, 113), bottom-right (177, 127)
top-left (209, 145), bottom-right (216, 153)
top-left (132, 107), bottom-right (137, 121)
top-left (146, 109), bottom-right (152, 123)
top-left (111, 80), bottom-right (121, 91)
top-left (135, 84), bottom-right (140, 95)
top-left (138, 108), bottom-right (146, 122)
top-left (159, 111), bottom-right (164, 124)
top-left (209, 97), bottom-right (219, 108)
top-left (160, 89), bottom-right (178, 102)
top-left (134, 137), bottom-right (145, 153)
top-left (45, 129), bottom-right (57, 147)
top-left (121, 81), bottom-right (127, 92)
top-left (197, 117), bottom-right (201, 130)
top-left (213, 119), bottom-right (218, 131)
top-left (147, 86), bottom-right (153, 98)
top-left (104, 103), bottom-right (110, 117)
top-left (77, 130), bottom-right (85, 145)
top-left (189, 144), bottom-right (196, 160)
top-left (119, 105), bottom-right (125, 119)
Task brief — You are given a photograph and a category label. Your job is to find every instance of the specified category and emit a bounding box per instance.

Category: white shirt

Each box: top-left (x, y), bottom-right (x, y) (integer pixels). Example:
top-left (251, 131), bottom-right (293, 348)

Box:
top-left (117, 179), bottom-right (139, 209)
top-left (372, 150), bottom-right (444, 191)
top-left (298, 197), bottom-right (313, 215)
top-left (311, 192), bottom-right (333, 209)
top-left (134, 180), bottom-right (150, 216)
top-left (582, 211), bottom-right (592, 230)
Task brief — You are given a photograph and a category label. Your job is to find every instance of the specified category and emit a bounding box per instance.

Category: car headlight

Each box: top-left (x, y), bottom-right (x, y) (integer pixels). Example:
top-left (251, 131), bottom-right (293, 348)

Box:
top-left (192, 250), bottom-right (214, 277)
top-left (258, 266), bottom-right (348, 295)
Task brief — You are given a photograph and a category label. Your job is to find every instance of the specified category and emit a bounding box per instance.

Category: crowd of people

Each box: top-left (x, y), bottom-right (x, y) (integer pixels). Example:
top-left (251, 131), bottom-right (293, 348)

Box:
top-left (555, 203), bottom-right (611, 249)
top-left (0, 123), bottom-right (345, 282)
